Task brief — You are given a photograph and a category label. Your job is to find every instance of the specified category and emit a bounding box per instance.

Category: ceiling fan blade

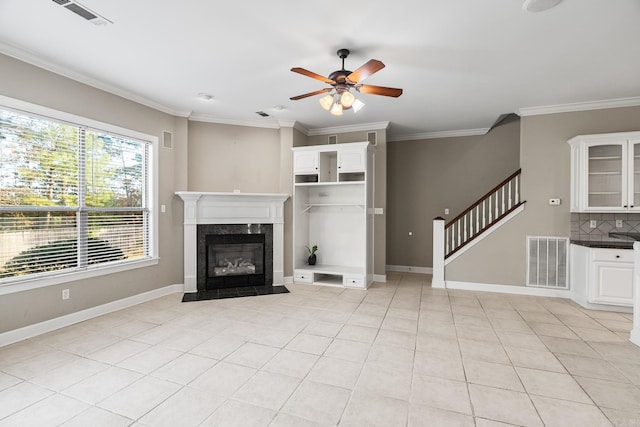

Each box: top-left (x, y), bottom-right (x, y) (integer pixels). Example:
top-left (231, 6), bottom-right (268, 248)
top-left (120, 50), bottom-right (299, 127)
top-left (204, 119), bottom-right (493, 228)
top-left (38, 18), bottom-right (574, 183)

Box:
top-left (357, 84), bottom-right (403, 98)
top-left (290, 88), bottom-right (332, 101)
top-left (291, 67), bottom-right (336, 84)
top-left (347, 59), bottom-right (385, 83)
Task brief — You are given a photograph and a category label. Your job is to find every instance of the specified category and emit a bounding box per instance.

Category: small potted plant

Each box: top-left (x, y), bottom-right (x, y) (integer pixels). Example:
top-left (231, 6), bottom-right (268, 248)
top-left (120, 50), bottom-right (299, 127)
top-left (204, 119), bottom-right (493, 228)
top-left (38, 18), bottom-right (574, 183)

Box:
top-left (306, 244), bottom-right (318, 265)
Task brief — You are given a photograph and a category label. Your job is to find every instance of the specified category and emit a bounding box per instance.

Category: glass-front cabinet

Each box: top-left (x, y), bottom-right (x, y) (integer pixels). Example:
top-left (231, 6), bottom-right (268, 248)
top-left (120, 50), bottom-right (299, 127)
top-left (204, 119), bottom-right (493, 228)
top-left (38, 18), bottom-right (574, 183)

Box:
top-left (569, 132), bottom-right (640, 212)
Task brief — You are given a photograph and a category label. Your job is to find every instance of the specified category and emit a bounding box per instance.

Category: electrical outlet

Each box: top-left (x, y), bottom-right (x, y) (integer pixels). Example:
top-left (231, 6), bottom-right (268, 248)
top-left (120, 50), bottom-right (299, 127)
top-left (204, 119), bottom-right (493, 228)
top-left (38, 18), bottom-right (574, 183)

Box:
top-left (590, 220), bottom-right (597, 228)
top-left (444, 208), bottom-right (450, 215)
top-left (549, 198), bottom-right (561, 205)
top-left (616, 219), bottom-right (623, 228)
top-left (62, 289), bottom-right (70, 300)
top-left (408, 231), bottom-right (413, 236)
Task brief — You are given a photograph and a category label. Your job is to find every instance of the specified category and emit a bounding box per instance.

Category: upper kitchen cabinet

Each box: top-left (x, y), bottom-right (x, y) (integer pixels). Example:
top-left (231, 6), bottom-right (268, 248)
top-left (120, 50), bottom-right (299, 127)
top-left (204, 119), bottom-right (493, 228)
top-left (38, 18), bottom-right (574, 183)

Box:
top-left (569, 131), bottom-right (640, 212)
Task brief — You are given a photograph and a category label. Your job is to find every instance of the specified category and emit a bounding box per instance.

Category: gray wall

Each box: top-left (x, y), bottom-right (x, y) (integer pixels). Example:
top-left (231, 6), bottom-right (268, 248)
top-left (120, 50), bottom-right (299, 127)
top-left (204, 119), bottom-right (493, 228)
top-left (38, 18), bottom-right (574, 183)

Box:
top-left (0, 53), bottom-right (185, 333)
top-left (387, 118), bottom-right (520, 268)
top-left (187, 121), bottom-right (281, 193)
top-left (446, 106), bottom-right (640, 285)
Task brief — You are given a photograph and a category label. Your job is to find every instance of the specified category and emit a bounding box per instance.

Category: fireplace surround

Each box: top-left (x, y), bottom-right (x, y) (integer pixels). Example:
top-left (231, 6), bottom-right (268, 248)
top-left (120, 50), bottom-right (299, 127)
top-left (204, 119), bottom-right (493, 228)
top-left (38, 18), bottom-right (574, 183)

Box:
top-left (176, 192), bottom-right (289, 297)
top-left (197, 223), bottom-right (272, 290)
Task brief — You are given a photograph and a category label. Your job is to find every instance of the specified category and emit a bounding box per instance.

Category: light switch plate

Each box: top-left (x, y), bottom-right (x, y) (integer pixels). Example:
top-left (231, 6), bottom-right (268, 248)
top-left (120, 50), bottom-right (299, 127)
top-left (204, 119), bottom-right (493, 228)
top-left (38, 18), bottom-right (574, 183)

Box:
top-left (590, 220), bottom-right (597, 228)
top-left (616, 219), bottom-right (623, 228)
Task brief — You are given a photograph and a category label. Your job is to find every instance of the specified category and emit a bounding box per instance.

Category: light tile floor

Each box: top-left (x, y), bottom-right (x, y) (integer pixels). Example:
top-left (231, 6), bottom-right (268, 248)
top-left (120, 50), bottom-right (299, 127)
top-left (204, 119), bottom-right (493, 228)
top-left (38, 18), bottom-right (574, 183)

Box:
top-left (0, 272), bottom-right (639, 426)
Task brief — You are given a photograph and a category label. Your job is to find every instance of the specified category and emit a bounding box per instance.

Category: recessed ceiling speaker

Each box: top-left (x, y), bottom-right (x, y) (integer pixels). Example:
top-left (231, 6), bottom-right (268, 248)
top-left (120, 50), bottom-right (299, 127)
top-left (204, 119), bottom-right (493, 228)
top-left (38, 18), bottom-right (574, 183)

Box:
top-left (522, 0), bottom-right (562, 13)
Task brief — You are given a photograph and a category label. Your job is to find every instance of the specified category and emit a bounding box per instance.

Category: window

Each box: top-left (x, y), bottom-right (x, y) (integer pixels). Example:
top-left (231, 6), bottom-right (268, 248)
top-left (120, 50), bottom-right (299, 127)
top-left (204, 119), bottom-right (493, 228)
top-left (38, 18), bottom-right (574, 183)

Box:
top-left (0, 97), bottom-right (157, 291)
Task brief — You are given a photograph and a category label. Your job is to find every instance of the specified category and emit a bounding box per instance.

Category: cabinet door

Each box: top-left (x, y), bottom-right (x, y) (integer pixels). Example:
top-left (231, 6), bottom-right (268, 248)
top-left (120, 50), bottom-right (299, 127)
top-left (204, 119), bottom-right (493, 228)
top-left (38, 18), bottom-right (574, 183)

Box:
top-left (337, 148), bottom-right (365, 172)
top-left (630, 139), bottom-right (640, 210)
top-left (585, 142), bottom-right (626, 210)
top-left (294, 151), bottom-right (318, 174)
top-left (591, 261), bottom-right (634, 306)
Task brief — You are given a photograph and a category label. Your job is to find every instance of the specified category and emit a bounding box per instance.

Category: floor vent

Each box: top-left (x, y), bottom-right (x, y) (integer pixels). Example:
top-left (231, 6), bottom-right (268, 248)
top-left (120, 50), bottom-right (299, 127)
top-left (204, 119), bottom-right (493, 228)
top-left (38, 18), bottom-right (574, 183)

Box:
top-left (526, 236), bottom-right (569, 289)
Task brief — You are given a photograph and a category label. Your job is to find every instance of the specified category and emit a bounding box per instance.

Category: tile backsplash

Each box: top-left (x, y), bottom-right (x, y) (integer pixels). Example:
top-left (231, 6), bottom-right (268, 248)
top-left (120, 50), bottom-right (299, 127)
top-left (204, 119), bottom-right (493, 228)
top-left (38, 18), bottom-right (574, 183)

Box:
top-left (571, 213), bottom-right (640, 242)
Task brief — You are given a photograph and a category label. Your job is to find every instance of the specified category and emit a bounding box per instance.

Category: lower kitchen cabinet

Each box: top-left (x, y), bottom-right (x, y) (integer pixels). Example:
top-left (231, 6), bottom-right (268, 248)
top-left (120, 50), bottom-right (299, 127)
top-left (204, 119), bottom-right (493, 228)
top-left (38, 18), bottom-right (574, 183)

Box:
top-left (570, 244), bottom-right (634, 308)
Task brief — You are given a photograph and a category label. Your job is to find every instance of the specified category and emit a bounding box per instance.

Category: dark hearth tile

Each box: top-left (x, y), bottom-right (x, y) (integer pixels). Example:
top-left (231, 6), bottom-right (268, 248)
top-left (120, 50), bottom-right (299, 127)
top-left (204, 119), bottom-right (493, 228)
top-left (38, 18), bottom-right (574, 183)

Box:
top-left (182, 286), bottom-right (289, 302)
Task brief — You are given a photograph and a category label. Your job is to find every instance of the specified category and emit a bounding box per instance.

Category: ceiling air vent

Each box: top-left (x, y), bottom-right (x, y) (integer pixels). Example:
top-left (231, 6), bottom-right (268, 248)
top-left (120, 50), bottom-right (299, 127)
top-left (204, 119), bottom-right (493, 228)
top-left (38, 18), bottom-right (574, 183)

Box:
top-left (51, 0), bottom-right (112, 26)
top-left (255, 111), bottom-right (270, 117)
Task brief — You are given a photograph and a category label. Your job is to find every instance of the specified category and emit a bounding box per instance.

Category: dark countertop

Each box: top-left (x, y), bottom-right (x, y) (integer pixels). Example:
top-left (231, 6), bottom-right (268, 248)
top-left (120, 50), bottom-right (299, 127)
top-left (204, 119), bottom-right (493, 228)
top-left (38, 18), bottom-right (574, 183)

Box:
top-left (571, 240), bottom-right (634, 249)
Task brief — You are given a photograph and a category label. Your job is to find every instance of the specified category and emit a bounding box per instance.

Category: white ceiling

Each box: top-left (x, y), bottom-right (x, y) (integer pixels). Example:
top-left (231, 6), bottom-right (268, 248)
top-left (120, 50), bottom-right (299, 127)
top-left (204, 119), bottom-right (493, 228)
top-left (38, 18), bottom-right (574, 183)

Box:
top-left (1, 0), bottom-right (640, 139)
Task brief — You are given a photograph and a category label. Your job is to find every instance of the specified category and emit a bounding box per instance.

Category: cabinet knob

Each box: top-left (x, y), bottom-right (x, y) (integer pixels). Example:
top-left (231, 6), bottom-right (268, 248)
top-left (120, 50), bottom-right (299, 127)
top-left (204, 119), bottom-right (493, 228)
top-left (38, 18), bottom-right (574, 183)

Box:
top-left (632, 205), bottom-right (635, 208)
top-left (624, 205), bottom-right (628, 208)
top-left (616, 255), bottom-right (620, 258)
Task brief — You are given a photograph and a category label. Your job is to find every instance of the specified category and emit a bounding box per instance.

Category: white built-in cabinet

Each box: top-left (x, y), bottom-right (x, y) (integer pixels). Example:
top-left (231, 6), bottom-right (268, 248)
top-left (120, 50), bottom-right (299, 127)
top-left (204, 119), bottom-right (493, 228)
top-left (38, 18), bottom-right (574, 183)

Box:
top-left (568, 131), bottom-right (640, 212)
top-left (292, 142), bottom-right (374, 288)
top-left (570, 244), bottom-right (634, 307)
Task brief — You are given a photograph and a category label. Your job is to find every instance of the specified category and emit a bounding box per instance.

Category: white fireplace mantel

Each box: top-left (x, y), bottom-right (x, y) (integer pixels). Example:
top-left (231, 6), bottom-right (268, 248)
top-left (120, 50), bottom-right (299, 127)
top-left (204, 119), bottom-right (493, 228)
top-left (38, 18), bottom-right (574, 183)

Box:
top-left (176, 192), bottom-right (289, 293)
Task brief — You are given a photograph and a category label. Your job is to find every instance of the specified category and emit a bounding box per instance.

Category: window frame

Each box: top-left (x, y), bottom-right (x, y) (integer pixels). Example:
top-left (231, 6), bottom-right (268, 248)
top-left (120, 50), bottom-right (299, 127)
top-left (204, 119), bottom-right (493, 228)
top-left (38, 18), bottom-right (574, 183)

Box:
top-left (0, 94), bottom-right (159, 296)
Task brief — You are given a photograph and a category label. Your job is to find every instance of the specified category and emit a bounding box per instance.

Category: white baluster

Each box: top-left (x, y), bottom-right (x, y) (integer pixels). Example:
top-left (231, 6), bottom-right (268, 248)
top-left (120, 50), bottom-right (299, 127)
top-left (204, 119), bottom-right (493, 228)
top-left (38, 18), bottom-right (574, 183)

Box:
top-left (515, 175), bottom-right (520, 204)
top-left (469, 210), bottom-right (473, 236)
top-left (495, 192), bottom-right (499, 218)
top-left (488, 197), bottom-right (492, 222)
top-left (463, 216), bottom-right (467, 241)
top-left (482, 200), bottom-right (486, 228)
top-left (476, 205), bottom-right (480, 233)
top-left (501, 186), bottom-right (505, 214)
top-left (508, 180), bottom-right (512, 208)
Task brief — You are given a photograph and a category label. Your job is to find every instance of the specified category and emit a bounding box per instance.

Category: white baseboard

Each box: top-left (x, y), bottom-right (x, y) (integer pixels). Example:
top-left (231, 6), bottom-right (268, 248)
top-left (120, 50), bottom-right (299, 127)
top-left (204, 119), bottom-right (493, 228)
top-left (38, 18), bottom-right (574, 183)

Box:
top-left (631, 328), bottom-right (640, 347)
top-left (386, 265), bottom-right (433, 274)
top-left (0, 284), bottom-right (183, 348)
top-left (372, 274), bottom-right (387, 283)
top-left (571, 292), bottom-right (633, 313)
top-left (445, 280), bottom-right (572, 298)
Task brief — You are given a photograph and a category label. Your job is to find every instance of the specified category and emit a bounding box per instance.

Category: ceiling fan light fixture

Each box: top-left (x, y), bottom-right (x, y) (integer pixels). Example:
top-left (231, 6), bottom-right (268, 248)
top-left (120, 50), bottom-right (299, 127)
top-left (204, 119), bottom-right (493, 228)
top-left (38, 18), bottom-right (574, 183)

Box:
top-left (352, 99), bottom-right (365, 113)
top-left (330, 102), bottom-right (343, 116)
top-left (319, 94), bottom-right (334, 111)
top-left (340, 90), bottom-right (356, 108)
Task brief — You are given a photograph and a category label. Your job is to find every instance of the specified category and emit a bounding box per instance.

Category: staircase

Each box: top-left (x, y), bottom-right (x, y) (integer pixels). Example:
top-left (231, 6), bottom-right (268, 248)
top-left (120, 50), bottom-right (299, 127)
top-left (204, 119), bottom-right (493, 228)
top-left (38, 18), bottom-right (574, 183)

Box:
top-left (432, 169), bottom-right (525, 287)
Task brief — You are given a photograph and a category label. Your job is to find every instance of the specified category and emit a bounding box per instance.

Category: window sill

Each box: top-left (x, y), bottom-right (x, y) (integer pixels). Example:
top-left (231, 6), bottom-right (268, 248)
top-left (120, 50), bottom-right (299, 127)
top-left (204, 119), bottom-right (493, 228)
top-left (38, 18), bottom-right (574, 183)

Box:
top-left (0, 258), bottom-right (160, 296)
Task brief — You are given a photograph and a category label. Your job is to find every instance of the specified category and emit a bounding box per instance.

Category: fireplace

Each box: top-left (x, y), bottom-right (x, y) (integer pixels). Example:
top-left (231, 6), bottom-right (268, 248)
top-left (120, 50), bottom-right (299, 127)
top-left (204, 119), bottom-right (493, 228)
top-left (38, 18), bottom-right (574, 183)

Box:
top-left (176, 192), bottom-right (289, 299)
top-left (197, 224), bottom-right (272, 291)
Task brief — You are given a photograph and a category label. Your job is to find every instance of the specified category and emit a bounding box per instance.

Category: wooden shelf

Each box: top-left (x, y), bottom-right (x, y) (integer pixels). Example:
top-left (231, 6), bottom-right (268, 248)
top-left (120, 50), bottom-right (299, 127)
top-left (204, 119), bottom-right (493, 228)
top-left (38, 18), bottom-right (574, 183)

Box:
top-left (294, 181), bottom-right (364, 187)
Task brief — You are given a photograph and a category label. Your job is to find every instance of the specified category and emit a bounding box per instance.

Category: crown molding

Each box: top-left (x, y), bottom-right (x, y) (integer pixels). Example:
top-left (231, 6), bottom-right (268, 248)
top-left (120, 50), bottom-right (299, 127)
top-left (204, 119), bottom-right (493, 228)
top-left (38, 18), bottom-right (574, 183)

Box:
top-left (389, 128), bottom-right (490, 142)
top-left (188, 113), bottom-right (282, 129)
top-left (307, 121), bottom-right (390, 136)
top-left (0, 42), bottom-right (191, 118)
top-left (518, 96), bottom-right (640, 117)
top-left (276, 120), bottom-right (310, 136)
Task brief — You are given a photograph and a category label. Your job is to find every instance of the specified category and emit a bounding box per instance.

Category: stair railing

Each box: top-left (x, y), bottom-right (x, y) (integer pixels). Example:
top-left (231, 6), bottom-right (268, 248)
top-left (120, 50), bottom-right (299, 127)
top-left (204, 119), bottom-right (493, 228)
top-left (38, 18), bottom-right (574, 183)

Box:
top-left (432, 169), bottom-right (524, 288)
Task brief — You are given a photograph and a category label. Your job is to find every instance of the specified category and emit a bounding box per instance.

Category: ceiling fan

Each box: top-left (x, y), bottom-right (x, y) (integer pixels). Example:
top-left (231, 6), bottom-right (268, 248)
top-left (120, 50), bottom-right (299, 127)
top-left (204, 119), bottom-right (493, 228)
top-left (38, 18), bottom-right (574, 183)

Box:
top-left (290, 49), bottom-right (403, 115)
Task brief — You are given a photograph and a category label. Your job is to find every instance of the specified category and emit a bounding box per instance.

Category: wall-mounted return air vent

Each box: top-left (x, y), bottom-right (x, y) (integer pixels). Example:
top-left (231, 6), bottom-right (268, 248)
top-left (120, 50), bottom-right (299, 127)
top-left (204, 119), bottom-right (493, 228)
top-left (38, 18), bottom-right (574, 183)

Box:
top-left (51, 0), bottom-right (112, 26)
top-left (526, 236), bottom-right (569, 289)
top-left (162, 131), bottom-right (173, 149)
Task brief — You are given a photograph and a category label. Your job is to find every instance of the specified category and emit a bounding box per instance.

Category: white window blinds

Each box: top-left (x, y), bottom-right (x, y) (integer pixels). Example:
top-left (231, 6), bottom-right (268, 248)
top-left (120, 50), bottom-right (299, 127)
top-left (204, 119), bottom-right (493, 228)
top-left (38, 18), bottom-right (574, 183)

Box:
top-left (0, 107), bottom-right (152, 283)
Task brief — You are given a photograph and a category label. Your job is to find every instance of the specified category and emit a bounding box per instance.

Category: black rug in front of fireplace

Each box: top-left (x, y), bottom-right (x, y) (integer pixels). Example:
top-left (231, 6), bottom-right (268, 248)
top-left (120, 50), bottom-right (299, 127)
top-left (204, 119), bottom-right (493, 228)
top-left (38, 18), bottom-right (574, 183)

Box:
top-left (181, 285), bottom-right (289, 302)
